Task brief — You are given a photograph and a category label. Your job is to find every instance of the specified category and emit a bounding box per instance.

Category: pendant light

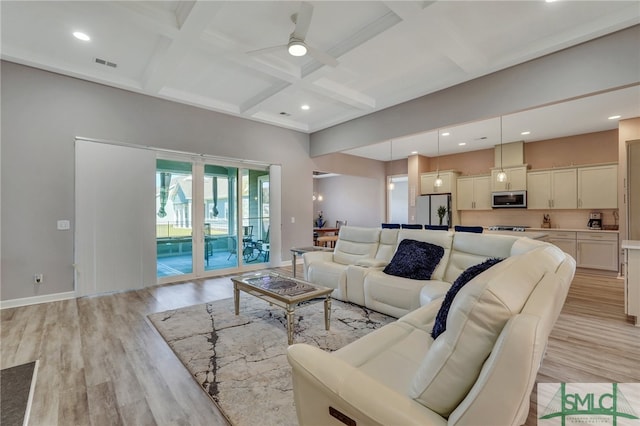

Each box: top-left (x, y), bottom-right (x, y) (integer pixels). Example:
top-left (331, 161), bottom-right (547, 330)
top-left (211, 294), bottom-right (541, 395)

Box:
top-left (434, 130), bottom-right (443, 187)
top-left (496, 116), bottom-right (508, 183)
top-left (388, 140), bottom-right (395, 190)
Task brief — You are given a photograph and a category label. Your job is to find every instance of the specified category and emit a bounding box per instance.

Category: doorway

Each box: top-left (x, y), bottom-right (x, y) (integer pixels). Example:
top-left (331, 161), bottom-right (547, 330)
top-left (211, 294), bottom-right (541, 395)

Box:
top-left (628, 139), bottom-right (640, 240)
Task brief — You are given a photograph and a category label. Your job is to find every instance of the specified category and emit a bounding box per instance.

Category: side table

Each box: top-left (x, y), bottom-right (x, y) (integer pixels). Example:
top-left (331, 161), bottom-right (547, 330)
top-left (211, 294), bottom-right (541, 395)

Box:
top-left (290, 246), bottom-right (332, 277)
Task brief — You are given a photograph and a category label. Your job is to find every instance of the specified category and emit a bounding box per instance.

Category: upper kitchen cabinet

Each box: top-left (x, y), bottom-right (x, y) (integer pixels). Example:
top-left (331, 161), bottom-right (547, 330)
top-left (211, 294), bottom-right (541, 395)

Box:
top-left (527, 168), bottom-right (577, 209)
top-left (577, 164), bottom-right (618, 209)
top-left (491, 165), bottom-right (527, 192)
top-left (421, 171), bottom-right (458, 194)
top-left (457, 175), bottom-right (491, 210)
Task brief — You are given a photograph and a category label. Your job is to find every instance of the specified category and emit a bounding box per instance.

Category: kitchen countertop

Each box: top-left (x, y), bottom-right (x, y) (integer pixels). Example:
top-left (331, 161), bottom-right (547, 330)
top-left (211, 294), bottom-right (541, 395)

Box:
top-left (526, 227), bottom-right (619, 234)
top-left (622, 240), bottom-right (640, 249)
top-left (484, 230), bottom-right (548, 240)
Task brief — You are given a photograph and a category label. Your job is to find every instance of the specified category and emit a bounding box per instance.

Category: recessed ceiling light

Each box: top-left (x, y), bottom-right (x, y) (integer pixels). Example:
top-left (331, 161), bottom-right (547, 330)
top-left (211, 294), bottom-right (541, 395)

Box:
top-left (411, 151), bottom-right (418, 155)
top-left (521, 131), bottom-right (531, 135)
top-left (73, 31), bottom-right (90, 41)
top-left (608, 115), bottom-right (621, 120)
top-left (301, 104), bottom-right (310, 111)
top-left (458, 142), bottom-right (466, 146)
top-left (441, 132), bottom-right (450, 136)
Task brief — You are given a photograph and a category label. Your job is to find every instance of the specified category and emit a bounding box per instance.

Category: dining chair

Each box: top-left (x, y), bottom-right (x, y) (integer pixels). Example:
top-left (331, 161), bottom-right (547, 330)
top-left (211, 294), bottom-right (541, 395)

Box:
top-left (425, 225), bottom-right (449, 230)
top-left (401, 224), bottom-right (423, 229)
top-left (454, 225), bottom-right (484, 233)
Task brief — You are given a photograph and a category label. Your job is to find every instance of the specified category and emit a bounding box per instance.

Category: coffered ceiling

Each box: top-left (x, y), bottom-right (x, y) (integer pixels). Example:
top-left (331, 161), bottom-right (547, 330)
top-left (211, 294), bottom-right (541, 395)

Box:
top-left (1, 1), bottom-right (639, 159)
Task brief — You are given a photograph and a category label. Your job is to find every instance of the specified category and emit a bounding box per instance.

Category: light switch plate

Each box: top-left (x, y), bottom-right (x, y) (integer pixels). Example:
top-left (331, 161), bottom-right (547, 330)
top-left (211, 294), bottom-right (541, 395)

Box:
top-left (57, 220), bottom-right (70, 230)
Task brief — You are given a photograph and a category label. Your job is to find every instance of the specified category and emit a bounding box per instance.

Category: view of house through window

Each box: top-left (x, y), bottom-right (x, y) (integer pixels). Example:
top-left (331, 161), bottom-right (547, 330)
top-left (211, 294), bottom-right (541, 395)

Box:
top-left (156, 159), bottom-right (270, 279)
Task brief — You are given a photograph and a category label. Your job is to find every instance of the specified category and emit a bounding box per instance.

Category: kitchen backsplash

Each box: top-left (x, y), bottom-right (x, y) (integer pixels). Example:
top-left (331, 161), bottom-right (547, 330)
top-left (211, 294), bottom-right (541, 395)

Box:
top-left (460, 209), bottom-right (619, 230)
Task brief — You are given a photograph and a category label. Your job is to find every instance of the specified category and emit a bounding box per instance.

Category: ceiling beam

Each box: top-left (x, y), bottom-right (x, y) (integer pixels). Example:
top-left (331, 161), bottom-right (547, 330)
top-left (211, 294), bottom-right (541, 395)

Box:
top-left (141, 1), bottom-right (224, 93)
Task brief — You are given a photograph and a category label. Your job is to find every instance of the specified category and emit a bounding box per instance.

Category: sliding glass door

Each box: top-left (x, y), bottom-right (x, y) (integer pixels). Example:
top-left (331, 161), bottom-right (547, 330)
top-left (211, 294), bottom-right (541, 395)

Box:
top-left (156, 158), bottom-right (270, 281)
top-left (203, 164), bottom-right (239, 272)
top-left (156, 159), bottom-right (195, 277)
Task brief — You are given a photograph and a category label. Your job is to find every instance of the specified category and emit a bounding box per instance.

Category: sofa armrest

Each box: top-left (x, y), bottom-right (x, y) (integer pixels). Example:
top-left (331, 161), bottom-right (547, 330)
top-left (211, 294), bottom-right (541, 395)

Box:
top-left (303, 250), bottom-right (334, 263)
top-left (287, 344), bottom-right (446, 426)
top-left (354, 258), bottom-right (389, 268)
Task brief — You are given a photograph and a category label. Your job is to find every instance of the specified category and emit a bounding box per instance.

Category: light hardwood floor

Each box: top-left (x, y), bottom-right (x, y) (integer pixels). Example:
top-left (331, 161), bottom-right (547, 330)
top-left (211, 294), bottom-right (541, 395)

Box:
top-left (2, 268), bottom-right (639, 425)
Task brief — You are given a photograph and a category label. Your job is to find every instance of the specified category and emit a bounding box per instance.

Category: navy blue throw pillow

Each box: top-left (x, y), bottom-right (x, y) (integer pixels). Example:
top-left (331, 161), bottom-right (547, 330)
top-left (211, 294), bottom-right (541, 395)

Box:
top-left (383, 239), bottom-right (445, 281)
top-left (431, 257), bottom-right (504, 339)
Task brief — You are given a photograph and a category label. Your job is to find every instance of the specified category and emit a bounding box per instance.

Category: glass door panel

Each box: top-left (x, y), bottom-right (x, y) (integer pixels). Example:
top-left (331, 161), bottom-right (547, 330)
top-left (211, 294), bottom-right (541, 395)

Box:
top-left (240, 170), bottom-right (270, 264)
top-left (156, 159), bottom-right (193, 278)
top-left (157, 157), bottom-right (270, 281)
top-left (204, 164), bottom-right (239, 271)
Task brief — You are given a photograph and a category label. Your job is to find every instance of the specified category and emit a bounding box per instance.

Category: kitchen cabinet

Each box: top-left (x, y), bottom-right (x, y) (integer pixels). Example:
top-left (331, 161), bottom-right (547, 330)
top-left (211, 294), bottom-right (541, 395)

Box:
top-left (456, 176), bottom-right (491, 210)
top-left (421, 171), bottom-right (457, 194)
top-left (527, 168), bottom-right (577, 209)
top-left (543, 230), bottom-right (577, 259)
top-left (622, 240), bottom-right (640, 326)
top-left (491, 165), bottom-right (527, 192)
top-left (577, 164), bottom-right (617, 209)
top-left (576, 231), bottom-right (619, 271)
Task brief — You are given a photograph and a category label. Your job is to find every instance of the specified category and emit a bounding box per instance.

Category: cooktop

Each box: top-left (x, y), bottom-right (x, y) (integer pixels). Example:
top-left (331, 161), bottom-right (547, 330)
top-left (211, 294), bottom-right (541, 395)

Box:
top-left (488, 225), bottom-right (530, 232)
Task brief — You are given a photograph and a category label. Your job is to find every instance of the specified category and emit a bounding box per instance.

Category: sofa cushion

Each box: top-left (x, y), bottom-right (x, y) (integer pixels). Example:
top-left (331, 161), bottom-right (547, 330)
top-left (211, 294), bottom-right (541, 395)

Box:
top-left (410, 247), bottom-right (562, 417)
top-left (364, 272), bottom-right (445, 318)
top-left (443, 233), bottom-right (518, 283)
top-left (383, 239), bottom-right (444, 280)
top-left (431, 257), bottom-right (504, 339)
top-left (374, 228), bottom-right (400, 263)
top-left (333, 226), bottom-right (381, 265)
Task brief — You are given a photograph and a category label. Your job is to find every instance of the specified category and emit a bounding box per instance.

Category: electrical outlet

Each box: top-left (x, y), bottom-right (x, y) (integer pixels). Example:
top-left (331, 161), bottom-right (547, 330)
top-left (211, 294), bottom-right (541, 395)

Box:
top-left (34, 274), bottom-right (43, 284)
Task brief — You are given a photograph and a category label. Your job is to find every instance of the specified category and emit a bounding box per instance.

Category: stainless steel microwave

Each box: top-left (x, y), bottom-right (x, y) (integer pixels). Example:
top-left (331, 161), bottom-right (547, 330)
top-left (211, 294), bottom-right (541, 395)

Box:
top-left (492, 190), bottom-right (527, 208)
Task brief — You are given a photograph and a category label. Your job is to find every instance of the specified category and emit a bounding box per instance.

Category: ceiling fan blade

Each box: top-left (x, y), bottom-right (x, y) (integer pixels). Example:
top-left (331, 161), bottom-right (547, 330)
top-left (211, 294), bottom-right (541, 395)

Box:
top-left (246, 44), bottom-right (286, 56)
top-left (306, 45), bottom-right (339, 67)
top-left (291, 2), bottom-right (313, 40)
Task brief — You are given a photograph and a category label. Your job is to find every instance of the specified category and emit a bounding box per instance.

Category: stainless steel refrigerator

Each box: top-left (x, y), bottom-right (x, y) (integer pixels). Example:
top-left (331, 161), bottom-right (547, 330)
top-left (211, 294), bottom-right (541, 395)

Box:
top-left (416, 193), bottom-right (452, 228)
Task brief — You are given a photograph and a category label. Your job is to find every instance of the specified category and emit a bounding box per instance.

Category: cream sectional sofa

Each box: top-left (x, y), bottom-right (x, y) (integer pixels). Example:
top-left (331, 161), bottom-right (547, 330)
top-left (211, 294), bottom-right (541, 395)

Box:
top-left (290, 236), bottom-right (576, 425)
top-left (303, 226), bottom-right (546, 318)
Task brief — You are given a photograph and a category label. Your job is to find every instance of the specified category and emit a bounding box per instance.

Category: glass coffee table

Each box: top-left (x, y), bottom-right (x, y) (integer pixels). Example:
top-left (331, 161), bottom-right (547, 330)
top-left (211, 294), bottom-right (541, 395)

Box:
top-left (230, 271), bottom-right (333, 345)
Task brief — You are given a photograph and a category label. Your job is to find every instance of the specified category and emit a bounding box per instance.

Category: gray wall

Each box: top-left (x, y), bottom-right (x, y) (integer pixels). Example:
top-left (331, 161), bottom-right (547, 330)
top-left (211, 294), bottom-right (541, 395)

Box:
top-left (313, 175), bottom-right (384, 228)
top-left (0, 61), bottom-right (326, 301)
top-left (310, 25), bottom-right (640, 156)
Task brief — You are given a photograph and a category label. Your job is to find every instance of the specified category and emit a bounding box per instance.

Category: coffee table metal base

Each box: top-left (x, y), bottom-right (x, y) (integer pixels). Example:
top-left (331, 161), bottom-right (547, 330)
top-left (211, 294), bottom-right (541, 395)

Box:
top-left (232, 278), bottom-right (332, 345)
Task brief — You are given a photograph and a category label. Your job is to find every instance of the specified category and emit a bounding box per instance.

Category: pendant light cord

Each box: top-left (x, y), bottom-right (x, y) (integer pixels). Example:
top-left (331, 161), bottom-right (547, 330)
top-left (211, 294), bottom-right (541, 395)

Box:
top-left (500, 116), bottom-right (504, 172)
top-left (436, 130), bottom-right (440, 175)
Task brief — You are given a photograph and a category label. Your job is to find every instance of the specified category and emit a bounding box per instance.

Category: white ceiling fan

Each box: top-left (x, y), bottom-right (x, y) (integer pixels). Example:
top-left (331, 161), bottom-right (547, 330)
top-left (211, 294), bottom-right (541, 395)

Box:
top-left (248, 2), bottom-right (339, 67)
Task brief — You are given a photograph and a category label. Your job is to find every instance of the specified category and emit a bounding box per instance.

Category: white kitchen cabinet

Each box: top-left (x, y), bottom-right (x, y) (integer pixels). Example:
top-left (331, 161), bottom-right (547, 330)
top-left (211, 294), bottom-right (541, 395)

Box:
top-left (577, 164), bottom-right (617, 209)
top-left (576, 231), bottom-right (619, 271)
top-left (544, 230), bottom-right (577, 259)
top-left (456, 176), bottom-right (491, 210)
top-left (421, 171), bottom-right (457, 194)
top-left (491, 165), bottom-right (527, 192)
top-left (622, 240), bottom-right (640, 326)
top-left (527, 168), bottom-right (577, 209)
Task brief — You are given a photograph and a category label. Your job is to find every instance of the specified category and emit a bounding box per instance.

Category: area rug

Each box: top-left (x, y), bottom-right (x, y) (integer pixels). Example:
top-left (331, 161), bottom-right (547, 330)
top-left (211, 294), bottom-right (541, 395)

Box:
top-left (148, 296), bottom-right (394, 426)
top-left (1, 360), bottom-right (38, 426)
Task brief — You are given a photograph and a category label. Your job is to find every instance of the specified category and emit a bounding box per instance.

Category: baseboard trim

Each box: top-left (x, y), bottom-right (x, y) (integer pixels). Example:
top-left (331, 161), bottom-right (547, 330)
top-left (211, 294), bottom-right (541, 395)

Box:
top-left (0, 291), bottom-right (77, 310)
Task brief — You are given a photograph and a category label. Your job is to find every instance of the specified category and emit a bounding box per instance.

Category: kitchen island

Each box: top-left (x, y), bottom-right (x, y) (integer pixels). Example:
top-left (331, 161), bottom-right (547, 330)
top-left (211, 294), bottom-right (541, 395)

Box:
top-left (622, 240), bottom-right (640, 326)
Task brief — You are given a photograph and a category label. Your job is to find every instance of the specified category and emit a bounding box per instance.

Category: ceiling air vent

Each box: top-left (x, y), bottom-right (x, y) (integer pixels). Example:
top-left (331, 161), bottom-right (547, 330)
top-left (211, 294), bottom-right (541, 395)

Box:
top-left (94, 57), bottom-right (117, 68)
